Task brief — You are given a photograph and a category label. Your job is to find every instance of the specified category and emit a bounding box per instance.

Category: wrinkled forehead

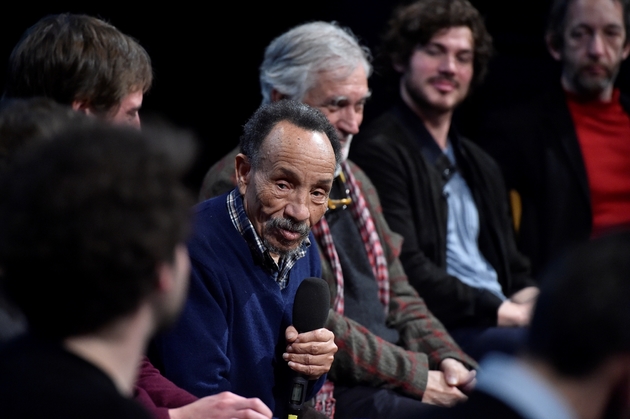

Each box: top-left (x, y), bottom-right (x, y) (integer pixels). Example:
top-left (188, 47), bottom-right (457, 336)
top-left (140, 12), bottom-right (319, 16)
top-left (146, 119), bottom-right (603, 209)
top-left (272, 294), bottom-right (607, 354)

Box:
top-left (308, 64), bottom-right (370, 98)
top-left (424, 26), bottom-right (474, 51)
top-left (564, 0), bottom-right (626, 31)
top-left (258, 120), bottom-right (335, 166)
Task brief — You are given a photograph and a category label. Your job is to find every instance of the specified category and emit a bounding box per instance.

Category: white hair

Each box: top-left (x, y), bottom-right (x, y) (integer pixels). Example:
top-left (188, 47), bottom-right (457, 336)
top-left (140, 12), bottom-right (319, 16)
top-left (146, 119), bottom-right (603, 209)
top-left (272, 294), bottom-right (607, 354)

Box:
top-left (259, 21), bottom-right (372, 104)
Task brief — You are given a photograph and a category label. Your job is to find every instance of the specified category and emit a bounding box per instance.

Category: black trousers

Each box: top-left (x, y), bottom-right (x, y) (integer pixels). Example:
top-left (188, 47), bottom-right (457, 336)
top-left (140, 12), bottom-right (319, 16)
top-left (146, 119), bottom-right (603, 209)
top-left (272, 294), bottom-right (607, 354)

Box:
top-left (448, 326), bottom-right (528, 362)
top-left (333, 385), bottom-right (445, 419)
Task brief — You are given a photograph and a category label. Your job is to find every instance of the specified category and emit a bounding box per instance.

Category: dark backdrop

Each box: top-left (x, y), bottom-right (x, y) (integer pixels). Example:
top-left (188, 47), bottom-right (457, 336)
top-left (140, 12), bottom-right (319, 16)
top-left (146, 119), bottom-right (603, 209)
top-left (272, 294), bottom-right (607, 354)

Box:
top-left (2, 1), bottom-right (628, 193)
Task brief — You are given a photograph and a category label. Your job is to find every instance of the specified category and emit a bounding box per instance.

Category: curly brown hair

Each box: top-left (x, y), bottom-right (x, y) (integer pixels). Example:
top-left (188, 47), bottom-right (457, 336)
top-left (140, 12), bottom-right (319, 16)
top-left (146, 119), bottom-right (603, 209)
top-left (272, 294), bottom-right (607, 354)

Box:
top-left (382, 0), bottom-right (493, 89)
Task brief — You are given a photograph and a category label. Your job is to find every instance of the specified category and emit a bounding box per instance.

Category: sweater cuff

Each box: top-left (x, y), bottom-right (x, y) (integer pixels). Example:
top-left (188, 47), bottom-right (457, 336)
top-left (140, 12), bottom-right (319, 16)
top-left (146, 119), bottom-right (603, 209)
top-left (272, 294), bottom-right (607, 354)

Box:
top-left (475, 288), bottom-right (503, 325)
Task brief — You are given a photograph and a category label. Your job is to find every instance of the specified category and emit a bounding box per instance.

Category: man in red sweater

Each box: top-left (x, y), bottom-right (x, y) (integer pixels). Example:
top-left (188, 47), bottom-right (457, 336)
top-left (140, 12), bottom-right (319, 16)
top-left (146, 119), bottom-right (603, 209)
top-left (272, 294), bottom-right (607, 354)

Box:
top-left (477, 0), bottom-right (630, 276)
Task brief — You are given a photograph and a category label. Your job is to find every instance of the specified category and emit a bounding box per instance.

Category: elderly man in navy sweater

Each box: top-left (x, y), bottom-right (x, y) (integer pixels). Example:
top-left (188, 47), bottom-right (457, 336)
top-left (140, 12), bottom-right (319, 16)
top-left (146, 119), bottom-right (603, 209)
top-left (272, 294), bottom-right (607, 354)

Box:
top-left (153, 100), bottom-right (340, 419)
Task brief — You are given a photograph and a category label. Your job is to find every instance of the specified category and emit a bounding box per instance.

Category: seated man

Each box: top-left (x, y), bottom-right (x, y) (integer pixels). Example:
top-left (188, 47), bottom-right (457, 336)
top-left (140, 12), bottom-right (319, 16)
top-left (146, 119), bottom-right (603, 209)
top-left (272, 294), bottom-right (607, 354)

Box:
top-left (0, 98), bottom-right (89, 344)
top-left (350, 0), bottom-right (538, 360)
top-left (424, 230), bottom-right (630, 419)
top-left (476, 0), bottom-right (630, 276)
top-left (0, 98), bottom-right (273, 419)
top-left (4, 13), bottom-right (150, 128)
top-left (0, 122), bottom-right (194, 418)
top-left (199, 21), bottom-right (477, 419)
top-left (2, 15), bottom-right (270, 418)
top-left (153, 100), bottom-right (339, 419)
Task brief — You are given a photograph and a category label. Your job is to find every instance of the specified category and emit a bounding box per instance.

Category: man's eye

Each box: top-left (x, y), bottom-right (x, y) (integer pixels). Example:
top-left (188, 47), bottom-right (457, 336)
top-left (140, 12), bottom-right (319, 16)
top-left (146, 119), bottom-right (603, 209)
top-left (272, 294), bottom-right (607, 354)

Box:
top-left (457, 53), bottom-right (473, 64)
top-left (570, 29), bottom-right (587, 39)
top-left (312, 189), bottom-right (328, 200)
top-left (424, 46), bottom-right (441, 56)
top-left (605, 28), bottom-right (623, 38)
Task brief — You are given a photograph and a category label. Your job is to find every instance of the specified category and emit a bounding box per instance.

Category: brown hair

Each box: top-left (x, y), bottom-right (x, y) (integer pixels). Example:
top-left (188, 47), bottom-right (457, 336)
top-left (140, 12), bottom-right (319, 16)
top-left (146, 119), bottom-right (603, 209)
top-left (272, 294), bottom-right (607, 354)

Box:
top-left (382, 0), bottom-right (493, 88)
top-left (4, 13), bottom-right (153, 116)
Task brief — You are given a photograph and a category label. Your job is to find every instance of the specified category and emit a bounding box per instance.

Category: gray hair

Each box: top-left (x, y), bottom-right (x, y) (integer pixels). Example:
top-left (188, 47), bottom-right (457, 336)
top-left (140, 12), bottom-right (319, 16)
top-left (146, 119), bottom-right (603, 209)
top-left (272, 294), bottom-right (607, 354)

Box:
top-left (240, 100), bottom-right (341, 169)
top-left (259, 21), bottom-right (372, 104)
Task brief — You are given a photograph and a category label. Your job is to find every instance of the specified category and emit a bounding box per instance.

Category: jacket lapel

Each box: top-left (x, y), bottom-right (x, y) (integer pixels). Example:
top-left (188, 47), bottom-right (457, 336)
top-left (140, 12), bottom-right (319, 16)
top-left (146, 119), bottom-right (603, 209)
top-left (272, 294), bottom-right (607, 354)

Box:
top-left (541, 89), bottom-right (591, 204)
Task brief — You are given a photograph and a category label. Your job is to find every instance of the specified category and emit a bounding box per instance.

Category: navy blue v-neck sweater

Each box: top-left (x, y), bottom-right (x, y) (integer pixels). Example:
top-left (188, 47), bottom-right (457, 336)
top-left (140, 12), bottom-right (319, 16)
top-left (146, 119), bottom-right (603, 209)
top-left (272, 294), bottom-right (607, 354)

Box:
top-left (154, 193), bottom-right (325, 418)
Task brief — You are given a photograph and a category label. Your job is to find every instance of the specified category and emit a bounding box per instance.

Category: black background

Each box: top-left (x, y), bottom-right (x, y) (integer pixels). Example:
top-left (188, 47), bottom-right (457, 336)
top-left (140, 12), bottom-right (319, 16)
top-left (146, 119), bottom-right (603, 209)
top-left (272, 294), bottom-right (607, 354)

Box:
top-left (1, 1), bottom-right (628, 193)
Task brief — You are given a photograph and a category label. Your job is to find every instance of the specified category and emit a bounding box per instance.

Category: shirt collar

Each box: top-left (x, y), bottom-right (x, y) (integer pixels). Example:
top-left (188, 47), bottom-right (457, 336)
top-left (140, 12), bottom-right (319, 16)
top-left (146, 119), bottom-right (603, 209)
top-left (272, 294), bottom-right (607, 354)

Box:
top-left (392, 98), bottom-right (462, 166)
top-left (226, 188), bottom-right (310, 288)
top-left (476, 353), bottom-right (576, 419)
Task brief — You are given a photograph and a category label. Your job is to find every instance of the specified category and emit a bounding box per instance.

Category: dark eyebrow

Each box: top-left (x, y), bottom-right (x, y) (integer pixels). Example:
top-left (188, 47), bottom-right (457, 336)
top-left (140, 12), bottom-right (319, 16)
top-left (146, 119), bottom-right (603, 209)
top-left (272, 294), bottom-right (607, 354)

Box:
top-left (604, 23), bottom-right (624, 31)
top-left (326, 91), bottom-right (373, 107)
top-left (276, 166), bottom-right (299, 179)
top-left (276, 167), bottom-right (333, 189)
top-left (315, 177), bottom-right (334, 191)
top-left (572, 22), bottom-right (623, 31)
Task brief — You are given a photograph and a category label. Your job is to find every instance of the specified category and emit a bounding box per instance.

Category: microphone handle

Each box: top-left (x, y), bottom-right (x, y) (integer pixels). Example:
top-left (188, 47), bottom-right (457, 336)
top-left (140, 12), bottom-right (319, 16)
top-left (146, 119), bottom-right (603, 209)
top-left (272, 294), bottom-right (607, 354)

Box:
top-left (287, 373), bottom-right (309, 419)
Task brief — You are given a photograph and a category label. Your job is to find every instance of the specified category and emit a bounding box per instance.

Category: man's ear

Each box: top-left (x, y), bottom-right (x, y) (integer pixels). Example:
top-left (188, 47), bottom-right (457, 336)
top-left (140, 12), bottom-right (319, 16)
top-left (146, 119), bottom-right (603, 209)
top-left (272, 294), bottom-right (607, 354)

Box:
top-left (393, 61), bottom-right (407, 73)
top-left (622, 41), bottom-right (630, 61)
top-left (270, 89), bottom-right (288, 103)
top-left (546, 33), bottom-right (562, 61)
top-left (155, 244), bottom-right (189, 294)
top-left (234, 153), bottom-right (252, 196)
top-left (391, 51), bottom-right (410, 74)
top-left (71, 99), bottom-right (95, 116)
top-left (156, 260), bottom-right (175, 293)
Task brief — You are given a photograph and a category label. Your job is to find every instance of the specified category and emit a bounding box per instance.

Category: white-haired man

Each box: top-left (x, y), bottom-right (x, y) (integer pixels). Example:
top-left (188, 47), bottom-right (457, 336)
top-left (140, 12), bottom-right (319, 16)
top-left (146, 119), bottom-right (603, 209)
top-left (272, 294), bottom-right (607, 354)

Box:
top-left (198, 20), bottom-right (477, 419)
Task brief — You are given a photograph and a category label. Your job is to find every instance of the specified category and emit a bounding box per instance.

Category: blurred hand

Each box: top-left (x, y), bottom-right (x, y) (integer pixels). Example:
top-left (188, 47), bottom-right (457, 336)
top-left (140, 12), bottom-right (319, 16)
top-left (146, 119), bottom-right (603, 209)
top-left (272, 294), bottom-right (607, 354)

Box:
top-left (168, 391), bottom-right (272, 419)
top-left (440, 358), bottom-right (476, 393)
top-left (509, 286), bottom-right (539, 304)
top-left (423, 371), bottom-right (468, 407)
top-left (498, 300), bottom-right (533, 327)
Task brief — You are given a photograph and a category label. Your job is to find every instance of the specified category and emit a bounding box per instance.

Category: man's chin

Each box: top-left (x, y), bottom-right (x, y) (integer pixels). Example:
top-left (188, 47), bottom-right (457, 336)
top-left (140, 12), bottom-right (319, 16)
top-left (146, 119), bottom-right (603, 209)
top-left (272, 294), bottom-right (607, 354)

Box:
top-left (263, 237), bottom-right (304, 259)
top-left (574, 71), bottom-right (614, 96)
top-left (339, 134), bottom-right (353, 162)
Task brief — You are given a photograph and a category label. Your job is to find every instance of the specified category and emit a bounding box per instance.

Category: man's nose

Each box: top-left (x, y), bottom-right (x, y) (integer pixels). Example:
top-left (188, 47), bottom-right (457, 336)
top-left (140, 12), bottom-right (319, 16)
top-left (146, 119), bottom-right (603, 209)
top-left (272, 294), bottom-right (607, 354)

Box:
top-left (588, 33), bottom-right (605, 58)
top-left (335, 107), bottom-right (361, 136)
top-left (284, 192), bottom-right (310, 222)
top-left (438, 54), bottom-right (457, 74)
top-left (127, 115), bottom-right (141, 130)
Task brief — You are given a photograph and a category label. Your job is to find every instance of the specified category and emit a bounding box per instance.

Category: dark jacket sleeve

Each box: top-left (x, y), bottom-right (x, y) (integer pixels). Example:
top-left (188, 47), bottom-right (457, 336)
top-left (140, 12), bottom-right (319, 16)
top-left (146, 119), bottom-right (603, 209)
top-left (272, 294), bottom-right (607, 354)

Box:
top-left (198, 146), bottom-right (240, 202)
top-left (460, 140), bottom-right (536, 296)
top-left (351, 126), bottom-right (509, 329)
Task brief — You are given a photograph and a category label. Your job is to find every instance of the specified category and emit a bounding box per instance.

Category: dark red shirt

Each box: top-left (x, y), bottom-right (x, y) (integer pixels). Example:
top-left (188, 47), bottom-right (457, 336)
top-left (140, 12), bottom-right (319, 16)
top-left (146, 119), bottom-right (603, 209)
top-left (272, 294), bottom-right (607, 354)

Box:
top-left (134, 356), bottom-right (198, 419)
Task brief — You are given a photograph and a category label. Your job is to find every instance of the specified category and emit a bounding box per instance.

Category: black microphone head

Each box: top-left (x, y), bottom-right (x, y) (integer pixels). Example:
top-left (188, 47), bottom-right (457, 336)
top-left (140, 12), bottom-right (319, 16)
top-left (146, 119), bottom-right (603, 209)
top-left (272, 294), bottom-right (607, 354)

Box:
top-left (292, 277), bottom-right (330, 333)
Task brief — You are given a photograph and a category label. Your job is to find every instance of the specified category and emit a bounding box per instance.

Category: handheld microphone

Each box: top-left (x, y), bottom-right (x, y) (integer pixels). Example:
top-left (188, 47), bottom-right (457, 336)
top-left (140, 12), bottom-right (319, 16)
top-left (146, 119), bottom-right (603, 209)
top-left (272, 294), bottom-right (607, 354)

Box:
top-left (287, 277), bottom-right (330, 419)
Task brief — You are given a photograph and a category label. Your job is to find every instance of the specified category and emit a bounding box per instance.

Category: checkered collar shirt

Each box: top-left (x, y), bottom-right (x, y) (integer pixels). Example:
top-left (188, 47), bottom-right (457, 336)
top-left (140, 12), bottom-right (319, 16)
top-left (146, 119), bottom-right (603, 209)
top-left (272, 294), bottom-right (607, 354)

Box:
top-left (227, 188), bottom-right (310, 289)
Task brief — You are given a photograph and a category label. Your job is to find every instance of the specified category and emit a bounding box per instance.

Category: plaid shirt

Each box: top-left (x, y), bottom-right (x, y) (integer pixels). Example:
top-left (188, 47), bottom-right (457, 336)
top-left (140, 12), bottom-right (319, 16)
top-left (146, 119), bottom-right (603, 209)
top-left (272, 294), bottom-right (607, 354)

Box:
top-left (227, 189), bottom-right (309, 289)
